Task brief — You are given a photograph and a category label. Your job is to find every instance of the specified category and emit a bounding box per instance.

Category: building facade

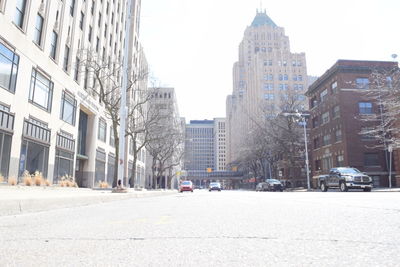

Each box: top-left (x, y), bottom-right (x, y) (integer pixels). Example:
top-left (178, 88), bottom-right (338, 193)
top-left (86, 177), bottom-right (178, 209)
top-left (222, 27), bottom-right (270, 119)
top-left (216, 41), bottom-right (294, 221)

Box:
top-left (226, 9), bottom-right (308, 165)
top-left (0, 0), bottom-right (147, 187)
top-left (145, 87), bottom-right (184, 189)
top-left (184, 118), bottom-right (227, 183)
top-left (306, 60), bottom-right (397, 187)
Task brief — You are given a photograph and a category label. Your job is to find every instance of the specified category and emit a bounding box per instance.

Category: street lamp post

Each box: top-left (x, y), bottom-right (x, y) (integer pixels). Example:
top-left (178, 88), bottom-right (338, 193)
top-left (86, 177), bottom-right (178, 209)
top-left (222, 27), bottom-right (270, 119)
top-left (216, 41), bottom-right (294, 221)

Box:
top-left (283, 111), bottom-right (311, 190)
top-left (388, 144), bottom-right (393, 188)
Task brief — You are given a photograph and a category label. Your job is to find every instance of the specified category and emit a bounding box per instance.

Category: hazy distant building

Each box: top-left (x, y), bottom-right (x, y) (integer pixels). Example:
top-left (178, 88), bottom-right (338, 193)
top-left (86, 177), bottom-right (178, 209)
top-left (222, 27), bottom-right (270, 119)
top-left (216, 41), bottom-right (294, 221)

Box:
top-left (184, 118), bottom-right (227, 177)
top-left (226, 9), bottom-right (308, 164)
top-left (145, 87), bottom-right (184, 189)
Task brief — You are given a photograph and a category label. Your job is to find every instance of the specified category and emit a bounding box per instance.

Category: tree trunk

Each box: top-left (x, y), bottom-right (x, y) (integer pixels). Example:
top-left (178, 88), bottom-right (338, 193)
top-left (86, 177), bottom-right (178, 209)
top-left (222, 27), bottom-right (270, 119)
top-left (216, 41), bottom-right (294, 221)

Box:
top-left (112, 121), bottom-right (119, 188)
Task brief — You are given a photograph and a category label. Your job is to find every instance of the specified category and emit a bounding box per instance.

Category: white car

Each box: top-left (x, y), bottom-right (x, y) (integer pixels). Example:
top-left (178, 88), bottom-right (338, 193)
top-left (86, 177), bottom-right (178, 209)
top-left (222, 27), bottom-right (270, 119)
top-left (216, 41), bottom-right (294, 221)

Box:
top-left (209, 182), bottom-right (221, 191)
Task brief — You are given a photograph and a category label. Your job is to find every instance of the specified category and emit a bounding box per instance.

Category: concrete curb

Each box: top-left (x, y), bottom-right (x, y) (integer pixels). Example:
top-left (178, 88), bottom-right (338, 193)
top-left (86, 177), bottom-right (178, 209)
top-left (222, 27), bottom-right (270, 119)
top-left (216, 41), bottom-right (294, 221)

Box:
top-left (0, 190), bottom-right (177, 217)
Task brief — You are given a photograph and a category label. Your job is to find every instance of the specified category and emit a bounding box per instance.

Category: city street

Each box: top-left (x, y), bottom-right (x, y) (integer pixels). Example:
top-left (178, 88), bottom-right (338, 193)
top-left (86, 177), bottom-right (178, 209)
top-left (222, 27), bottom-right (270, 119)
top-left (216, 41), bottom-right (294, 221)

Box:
top-left (1, 190), bottom-right (400, 266)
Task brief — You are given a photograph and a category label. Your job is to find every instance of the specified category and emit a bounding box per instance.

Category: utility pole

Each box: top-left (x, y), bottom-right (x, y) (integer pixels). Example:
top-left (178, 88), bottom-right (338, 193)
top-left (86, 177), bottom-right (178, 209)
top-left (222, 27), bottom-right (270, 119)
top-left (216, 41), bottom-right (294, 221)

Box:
top-left (117, 0), bottom-right (133, 188)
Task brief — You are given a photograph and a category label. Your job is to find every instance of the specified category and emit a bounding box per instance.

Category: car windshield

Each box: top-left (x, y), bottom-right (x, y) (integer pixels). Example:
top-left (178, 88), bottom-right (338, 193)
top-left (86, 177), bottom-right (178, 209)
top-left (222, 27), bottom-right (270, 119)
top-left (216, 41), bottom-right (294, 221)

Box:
top-left (210, 183), bottom-right (220, 186)
top-left (337, 168), bottom-right (361, 174)
top-left (181, 181), bottom-right (191, 185)
top-left (267, 179), bottom-right (280, 183)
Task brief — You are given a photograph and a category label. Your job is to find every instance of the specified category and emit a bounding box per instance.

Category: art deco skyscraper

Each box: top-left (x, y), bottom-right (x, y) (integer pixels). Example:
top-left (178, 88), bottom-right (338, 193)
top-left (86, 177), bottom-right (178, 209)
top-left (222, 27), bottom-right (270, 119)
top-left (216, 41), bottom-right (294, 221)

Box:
top-left (226, 9), bottom-right (308, 164)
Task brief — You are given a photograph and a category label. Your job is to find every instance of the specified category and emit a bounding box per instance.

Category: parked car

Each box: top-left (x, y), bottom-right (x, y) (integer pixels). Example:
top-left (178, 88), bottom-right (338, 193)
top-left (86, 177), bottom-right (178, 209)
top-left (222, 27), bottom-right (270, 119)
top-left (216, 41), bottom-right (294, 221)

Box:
top-left (256, 182), bottom-right (268, 192)
top-left (318, 167), bottom-right (373, 192)
top-left (179, 181), bottom-right (194, 193)
top-left (265, 179), bottom-right (284, 192)
top-left (209, 182), bottom-right (221, 191)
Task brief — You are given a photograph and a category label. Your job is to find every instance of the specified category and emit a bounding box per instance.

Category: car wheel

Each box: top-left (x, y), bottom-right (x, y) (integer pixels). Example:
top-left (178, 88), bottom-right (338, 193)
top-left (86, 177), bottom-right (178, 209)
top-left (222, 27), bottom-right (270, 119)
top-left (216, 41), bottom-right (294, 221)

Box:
top-left (209, 190), bottom-right (211, 192)
top-left (179, 190), bottom-right (183, 193)
top-left (363, 187), bottom-right (371, 192)
top-left (191, 190), bottom-right (193, 193)
top-left (320, 182), bottom-right (328, 192)
top-left (339, 181), bottom-right (348, 192)
top-left (218, 189), bottom-right (221, 192)
top-left (280, 189), bottom-right (283, 192)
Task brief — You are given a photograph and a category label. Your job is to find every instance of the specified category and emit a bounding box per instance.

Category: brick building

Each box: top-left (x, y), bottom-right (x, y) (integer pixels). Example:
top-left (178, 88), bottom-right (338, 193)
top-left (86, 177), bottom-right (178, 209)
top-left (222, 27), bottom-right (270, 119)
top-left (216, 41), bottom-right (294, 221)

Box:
top-left (306, 60), bottom-right (397, 188)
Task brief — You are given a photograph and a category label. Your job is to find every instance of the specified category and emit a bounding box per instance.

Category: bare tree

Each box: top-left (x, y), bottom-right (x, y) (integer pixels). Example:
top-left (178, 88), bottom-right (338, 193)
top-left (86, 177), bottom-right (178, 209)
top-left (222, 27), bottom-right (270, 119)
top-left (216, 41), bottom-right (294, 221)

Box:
top-left (235, 88), bottom-right (307, 186)
top-left (79, 49), bottom-right (147, 187)
top-left (359, 65), bottom-right (400, 149)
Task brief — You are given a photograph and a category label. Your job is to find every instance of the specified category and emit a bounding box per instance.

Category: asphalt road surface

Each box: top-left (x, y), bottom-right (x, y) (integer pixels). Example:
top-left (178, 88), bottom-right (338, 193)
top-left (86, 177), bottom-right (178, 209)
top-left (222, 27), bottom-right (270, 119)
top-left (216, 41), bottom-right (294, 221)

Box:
top-left (1, 190), bottom-right (400, 266)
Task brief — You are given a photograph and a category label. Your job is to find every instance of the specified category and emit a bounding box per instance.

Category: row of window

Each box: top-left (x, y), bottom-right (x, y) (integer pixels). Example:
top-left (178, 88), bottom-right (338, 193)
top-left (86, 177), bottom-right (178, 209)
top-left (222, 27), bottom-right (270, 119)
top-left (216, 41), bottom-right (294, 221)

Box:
top-left (312, 106), bottom-right (340, 128)
top-left (263, 84), bottom-right (304, 91)
top-left (264, 93), bottom-right (306, 101)
top-left (261, 60), bottom-right (303, 67)
top-left (313, 129), bottom-right (342, 149)
top-left (314, 153), bottom-right (380, 172)
top-left (263, 74), bottom-right (303, 81)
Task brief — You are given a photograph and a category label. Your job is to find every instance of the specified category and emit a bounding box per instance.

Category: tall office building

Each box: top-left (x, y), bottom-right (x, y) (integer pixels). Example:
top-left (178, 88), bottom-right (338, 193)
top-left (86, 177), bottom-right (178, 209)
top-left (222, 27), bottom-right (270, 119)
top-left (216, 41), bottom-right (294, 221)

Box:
top-left (0, 0), bottom-right (147, 187)
top-left (184, 118), bottom-right (227, 177)
top-left (226, 9), bottom-right (308, 164)
top-left (145, 87), bottom-right (184, 189)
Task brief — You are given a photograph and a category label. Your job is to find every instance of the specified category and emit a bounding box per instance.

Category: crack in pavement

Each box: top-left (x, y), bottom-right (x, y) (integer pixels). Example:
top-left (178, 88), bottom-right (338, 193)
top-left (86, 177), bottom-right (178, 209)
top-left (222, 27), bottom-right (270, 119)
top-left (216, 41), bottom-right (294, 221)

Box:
top-left (2, 236), bottom-right (399, 246)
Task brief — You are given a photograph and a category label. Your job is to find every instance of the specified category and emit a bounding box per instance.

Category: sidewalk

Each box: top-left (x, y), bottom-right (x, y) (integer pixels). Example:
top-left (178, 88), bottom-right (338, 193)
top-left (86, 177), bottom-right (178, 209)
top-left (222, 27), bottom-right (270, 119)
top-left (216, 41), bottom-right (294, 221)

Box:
top-left (289, 187), bottom-right (400, 192)
top-left (0, 185), bottom-right (177, 216)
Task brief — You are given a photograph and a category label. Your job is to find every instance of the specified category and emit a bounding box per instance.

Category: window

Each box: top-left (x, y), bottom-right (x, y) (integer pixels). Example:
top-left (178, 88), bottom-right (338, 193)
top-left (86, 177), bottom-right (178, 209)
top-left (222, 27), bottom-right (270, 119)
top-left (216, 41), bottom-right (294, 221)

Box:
top-left (264, 94), bottom-right (274, 100)
top-left (331, 81), bottom-right (337, 93)
top-left (74, 57), bottom-right (80, 82)
top-left (91, 0), bottom-right (95, 14)
top-left (14, 0), bottom-right (27, 28)
top-left (79, 12), bottom-right (84, 30)
top-left (263, 84), bottom-right (273, 90)
top-left (359, 102), bottom-right (373, 114)
top-left (70, 0), bottom-right (75, 16)
top-left (29, 69), bottom-right (53, 111)
top-left (60, 91), bottom-right (76, 125)
top-left (0, 42), bottom-right (19, 93)
top-left (298, 75), bottom-right (303, 81)
top-left (320, 89), bottom-right (328, 102)
top-left (63, 45), bottom-right (70, 71)
top-left (84, 68), bottom-right (89, 89)
top-left (107, 154), bottom-right (115, 184)
top-left (95, 149), bottom-right (106, 183)
top-left (322, 111), bottom-right (330, 124)
top-left (19, 139), bottom-right (49, 178)
top-left (312, 117), bottom-right (319, 128)
top-left (98, 118), bottom-right (107, 142)
top-left (53, 149), bottom-right (74, 183)
top-left (0, 132), bottom-right (12, 178)
top-left (361, 127), bottom-right (375, 141)
top-left (335, 129), bottom-right (342, 142)
top-left (88, 26), bottom-right (92, 42)
top-left (364, 153), bottom-right (380, 166)
top-left (33, 14), bottom-right (44, 46)
top-left (98, 13), bottom-right (101, 27)
top-left (50, 31), bottom-right (58, 59)
top-left (109, 126), bottom-right (115, 146)
top-left (332, 105), bottom-right (340, 118)
top-left (96, 37), bottom-right (100, 52)
top-left (336, 155), bottom-right (344, 167)
top-left (283, 74), bottom-right (288, 81)
top-left (313, 137), bottom-right (320, 149)
top-left (279, 74), bottom-right (283, 81)
top-left (323, 134), bottom-right (331, 146)
top-left (293, 75), bottom-right (297, 81)
top-left (356, 78), bottom-right (369, 89)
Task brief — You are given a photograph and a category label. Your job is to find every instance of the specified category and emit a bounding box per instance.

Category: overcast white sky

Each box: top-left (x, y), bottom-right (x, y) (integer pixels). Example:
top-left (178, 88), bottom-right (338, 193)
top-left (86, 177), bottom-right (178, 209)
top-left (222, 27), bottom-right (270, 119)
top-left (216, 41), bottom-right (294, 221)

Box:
top-left (140, 0), bottom-right (400, 121)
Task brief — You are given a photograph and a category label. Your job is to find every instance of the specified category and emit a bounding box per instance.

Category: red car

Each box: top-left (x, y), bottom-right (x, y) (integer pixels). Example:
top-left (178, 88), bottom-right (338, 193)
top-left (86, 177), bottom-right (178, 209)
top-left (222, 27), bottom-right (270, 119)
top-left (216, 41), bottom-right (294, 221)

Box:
top-left (179, 181), bottom-right (194, 192)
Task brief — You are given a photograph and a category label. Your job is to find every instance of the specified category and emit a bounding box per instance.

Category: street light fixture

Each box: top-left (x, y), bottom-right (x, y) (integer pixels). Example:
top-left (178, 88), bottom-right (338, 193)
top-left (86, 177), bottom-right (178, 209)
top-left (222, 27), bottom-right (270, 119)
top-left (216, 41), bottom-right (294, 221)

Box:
top-left (282, 110), bottom-right (311, 190)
